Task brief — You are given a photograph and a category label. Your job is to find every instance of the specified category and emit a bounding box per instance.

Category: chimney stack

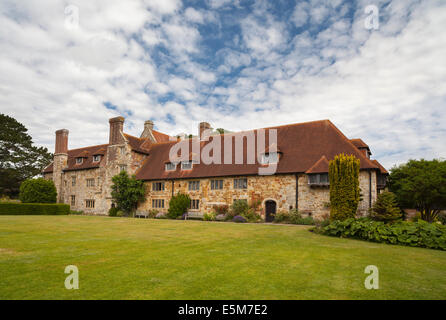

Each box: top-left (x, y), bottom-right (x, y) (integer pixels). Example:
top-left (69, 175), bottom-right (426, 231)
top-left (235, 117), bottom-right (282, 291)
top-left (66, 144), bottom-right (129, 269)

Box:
top-left (199, 122), bottom-right (211, 140)
top-left (55, 129), bottom-right (69, 154)
top-left (140, 120), bottom-right (155, 140)
top-left (109, 116), bottom-right (125, 145)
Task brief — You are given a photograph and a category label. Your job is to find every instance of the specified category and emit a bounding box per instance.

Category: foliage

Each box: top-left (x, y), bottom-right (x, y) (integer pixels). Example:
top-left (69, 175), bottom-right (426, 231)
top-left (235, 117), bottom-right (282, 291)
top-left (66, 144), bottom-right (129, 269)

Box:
top-left (215, 214), bottom-right (225, 221)
top-left (110, 171), bottom-right (145, 216)
top-left (389, 159), bottom-right (446, 222)
top-left (148, 209), bottom-right (159, 219)
top-left (0, 202), bottom-right (69, 215)
top-left (108, 207), bottom-right (118, 217)
top-left (242, 208), bottom-right (261, 223)
top-left (167, 193), bottom-right (191, 219)
top-left (232, 215), bottom-right (247, 223)
top-left (156, 212), bottom-right (167, 219)
top-left (19, 178), bottom-right (57, 203)
top-left (0, 114), bottom-right (53, 198)
top-left (230, 200), bottom-right (249, 217)
top-left (70, 210), bottom-right (83, 215)
top-left (369, 191), bottom-right (402, 223)
top-left (316, 218), bottom-right (446, 251)
top-left (273, 211), bottom-right (289, 223)
top-left (213, 204), bottom-right (228, 216)
top-left (329, 154), bottom-right (361, 221)
top-left (438, 212), bottom-right (446, 226)
top-left (203, 212), bottom-right (216, 221)
top-left (273, 209), bottom-right (315, 225)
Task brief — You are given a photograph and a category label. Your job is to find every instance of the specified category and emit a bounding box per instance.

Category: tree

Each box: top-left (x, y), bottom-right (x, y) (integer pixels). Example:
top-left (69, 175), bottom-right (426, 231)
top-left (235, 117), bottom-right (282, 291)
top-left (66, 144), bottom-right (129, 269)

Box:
top-left (389, 159), bottom-right (446, 223)
top-left (216, 128), bottom-right (225, 134)
top-left (369, 191), bottom-right (402, 223)
top-left (167, 193), bottom-right (190, 219)
top-left (19, 178), bottom-right (57, 203)
top-left (110, 171), bottom-right (145, 216)
top-left (329, 154), bottom-right (361, 220)
top-left (0, 114), bottom-right (53, 198)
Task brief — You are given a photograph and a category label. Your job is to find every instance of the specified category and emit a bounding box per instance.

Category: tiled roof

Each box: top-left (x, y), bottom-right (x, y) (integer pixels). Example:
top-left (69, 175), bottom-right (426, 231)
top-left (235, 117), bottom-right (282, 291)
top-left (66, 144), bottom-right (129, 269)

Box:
top-left (350, 138), bottom-right (369, 150)
top-left (305, 156), bottom-right (329, 174)
top-left (43, 130), bottom-right (171, 173)
top-left (136, 120), bottom-right (379, 181)
top-left (371, 159), bottom-right (389, 174)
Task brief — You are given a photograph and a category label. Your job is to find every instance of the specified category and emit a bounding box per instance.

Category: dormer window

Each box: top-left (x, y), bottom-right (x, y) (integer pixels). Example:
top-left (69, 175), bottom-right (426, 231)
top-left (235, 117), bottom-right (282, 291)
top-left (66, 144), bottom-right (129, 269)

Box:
top-left (165, 162), bottom-right (176, 171)
top-left (75, 157), bottom-right (83, 164)
top-left (261, 152), bottom-right (278, 164)
top-left (93, 155), bottom-right (101, 162)
top-left (181, 161), bottom-right (193, 170)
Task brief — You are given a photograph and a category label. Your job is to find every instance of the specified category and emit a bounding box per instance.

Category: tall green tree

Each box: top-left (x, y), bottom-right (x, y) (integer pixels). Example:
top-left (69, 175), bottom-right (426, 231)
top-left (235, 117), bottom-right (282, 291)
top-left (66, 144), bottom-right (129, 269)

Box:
top-left (329, 154), bottom-right (361, 220)
top-left (19, 178), bottom-right (57, 203)
top-left (389, 159), bottom-right (446, 223)
top-left (110, 170), bottom-right (146, 216)
top-left (369, 191), bottom-right (402, 223)
top-left (0, 114), bottom-right (53, 197)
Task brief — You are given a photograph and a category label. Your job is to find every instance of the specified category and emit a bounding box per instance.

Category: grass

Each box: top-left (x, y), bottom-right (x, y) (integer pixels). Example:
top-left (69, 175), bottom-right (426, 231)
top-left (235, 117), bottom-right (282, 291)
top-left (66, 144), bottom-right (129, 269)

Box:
top-left (0, 215), bottom-right (445, 300)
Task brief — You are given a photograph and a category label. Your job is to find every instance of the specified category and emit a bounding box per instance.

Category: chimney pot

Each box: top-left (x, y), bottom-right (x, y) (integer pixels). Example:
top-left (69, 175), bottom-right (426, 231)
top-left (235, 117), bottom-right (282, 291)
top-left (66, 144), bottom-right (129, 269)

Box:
top-left (140, 120), bottom-right (155, 140)
top-left (55, 129), bottom-right (69, 154)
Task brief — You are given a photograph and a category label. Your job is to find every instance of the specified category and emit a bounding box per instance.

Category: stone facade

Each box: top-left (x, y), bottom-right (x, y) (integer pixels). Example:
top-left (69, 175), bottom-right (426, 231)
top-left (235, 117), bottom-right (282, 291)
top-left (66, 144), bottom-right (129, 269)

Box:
top-left (44, 118), bottom-right (383, 219)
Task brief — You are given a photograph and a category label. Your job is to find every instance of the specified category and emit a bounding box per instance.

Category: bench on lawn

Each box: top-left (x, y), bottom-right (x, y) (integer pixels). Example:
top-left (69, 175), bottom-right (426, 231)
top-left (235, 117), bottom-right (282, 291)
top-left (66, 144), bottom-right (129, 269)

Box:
top-left (135, 211), bottom-right (149, 218)
top-left (185, 212), bottom-right (203, 220)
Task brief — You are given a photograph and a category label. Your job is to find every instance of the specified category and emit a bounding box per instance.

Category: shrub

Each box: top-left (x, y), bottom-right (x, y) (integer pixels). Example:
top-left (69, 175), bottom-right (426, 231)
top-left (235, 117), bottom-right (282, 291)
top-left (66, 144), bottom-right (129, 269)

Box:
top-left (232, 215), bottom-right (247, 223)
top-left (0, 202), bottom-right (69, 215)
top-left (156, 212), bottom-right (167, 219)
top-left (70, 210), bottom-right (83, 215)
top-left (19, 178), bottom-right (57, 203)
top-left (273, 211), bottom-right (289, 223)
top-left (329, 154), bottom-right (361, 221)
top-left (438, 212), bottom-right (446, 225)
top-left (148, 209), bottom-right (159, 219)
top-left (203, 212), bottom-right (216, 221)
top-left (288, 209), bottom-right (302, 224)
top-left (369, 191), bottom-right (402, 223)
top-left (167, 193), bottom-right (191, 219)
top-left (316, 218), bottom-right (446, 251)
top-left (110, 171), bottom-right (145, 216)
top-left (108, 207), bottom-right (118, 217)
top-left (116, 210), bottom-right (124, 217)
top-left (296, 216), bottom-right (315, 225)
top-left (242, 208), bottom-right (261, 223)
top-left (214, 205), bottom-right (228, 216)
top-left (230, 200), bottom-right (249, 217)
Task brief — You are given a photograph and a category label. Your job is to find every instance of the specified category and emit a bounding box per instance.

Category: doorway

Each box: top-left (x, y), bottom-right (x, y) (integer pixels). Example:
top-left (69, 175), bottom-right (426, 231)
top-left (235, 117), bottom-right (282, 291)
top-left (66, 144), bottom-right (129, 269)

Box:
top-left (265, 200), bottom-right (277, 222)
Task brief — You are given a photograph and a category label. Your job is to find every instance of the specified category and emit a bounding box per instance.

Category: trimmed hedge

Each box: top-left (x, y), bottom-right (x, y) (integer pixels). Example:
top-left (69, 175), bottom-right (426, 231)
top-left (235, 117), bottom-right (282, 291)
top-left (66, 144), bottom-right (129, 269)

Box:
top-left (315, 218), bottom-right (446, 251)
top-left (0, 202), bottom-right (70, 215)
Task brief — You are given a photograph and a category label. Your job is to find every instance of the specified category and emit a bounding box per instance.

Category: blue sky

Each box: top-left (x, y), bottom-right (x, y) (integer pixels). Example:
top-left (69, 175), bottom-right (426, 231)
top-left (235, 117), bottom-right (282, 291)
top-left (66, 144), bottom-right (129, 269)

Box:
top-left (0, 0), bottom-right (445, 168)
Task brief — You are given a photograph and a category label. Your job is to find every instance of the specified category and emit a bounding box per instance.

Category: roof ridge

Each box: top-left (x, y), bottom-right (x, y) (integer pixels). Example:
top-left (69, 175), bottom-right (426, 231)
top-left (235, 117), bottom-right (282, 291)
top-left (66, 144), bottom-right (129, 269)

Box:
top-left (68, 143), bottom-right (109, 152)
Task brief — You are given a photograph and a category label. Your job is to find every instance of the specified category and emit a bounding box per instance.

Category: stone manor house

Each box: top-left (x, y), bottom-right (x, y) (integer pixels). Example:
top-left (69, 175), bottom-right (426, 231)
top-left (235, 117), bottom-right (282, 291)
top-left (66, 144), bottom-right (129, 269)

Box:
top-left (43, 117), bottom-right (388, 221)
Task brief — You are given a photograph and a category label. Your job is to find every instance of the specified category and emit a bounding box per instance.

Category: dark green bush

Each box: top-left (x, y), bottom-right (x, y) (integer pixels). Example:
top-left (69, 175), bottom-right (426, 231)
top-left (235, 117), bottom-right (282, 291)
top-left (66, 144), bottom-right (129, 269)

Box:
top-left (167, 193), bottom-right (191, 219)
top-left (108, 207), bottom-right (118, 217)
top-left (273, 209), bottom-right (315, 225)
top-left (369, 191), bottom-right (402, 223)
top-left (0, 202), bottom-right (69, 215)
top-left (19, 178), bottom-right (57, 203)
top-left (316, 218), bottom-right (446, 251)
top-left (70, 210), bottom-right (83, 215)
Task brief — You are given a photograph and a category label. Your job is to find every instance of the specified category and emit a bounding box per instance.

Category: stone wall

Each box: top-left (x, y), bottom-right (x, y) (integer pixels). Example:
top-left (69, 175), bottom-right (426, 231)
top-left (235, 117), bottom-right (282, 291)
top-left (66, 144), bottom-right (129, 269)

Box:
top-left (139, 174), bottom-right (297, 218)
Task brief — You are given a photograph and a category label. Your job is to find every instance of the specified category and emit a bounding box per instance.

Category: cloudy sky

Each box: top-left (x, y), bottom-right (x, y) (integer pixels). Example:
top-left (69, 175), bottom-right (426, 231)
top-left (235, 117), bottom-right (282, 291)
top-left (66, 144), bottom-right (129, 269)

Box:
top-left (0, 0), bottom-right (445, 168)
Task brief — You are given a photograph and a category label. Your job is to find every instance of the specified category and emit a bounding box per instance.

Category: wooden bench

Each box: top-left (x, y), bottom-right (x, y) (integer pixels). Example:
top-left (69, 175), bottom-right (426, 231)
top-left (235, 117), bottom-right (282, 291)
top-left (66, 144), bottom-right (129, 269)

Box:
top-left (135, 211), bottom-right (149, 218)
top-left (185, 212), bottom-right (204, 220)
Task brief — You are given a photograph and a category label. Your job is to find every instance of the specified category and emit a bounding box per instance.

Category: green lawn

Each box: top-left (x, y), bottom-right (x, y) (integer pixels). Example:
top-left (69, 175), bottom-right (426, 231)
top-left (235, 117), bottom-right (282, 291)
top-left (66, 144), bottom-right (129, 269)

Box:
top-left (0, 216), bottom-right (445, 300)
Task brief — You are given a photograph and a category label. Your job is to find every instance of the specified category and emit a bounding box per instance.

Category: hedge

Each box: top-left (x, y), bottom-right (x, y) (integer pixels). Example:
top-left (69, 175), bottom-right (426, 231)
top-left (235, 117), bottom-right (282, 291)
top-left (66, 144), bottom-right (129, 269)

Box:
top-left (0, 202), bottom-right (70, 215)
top-left (315, 218), bottom-right (446, 251)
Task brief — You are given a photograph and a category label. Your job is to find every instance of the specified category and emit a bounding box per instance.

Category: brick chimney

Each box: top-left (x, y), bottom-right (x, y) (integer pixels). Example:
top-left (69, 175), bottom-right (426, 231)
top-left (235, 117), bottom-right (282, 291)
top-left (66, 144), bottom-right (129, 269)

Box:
top-left (140, 120), bottom-right (155, 141)
top-left (55, 129), bottom-right (69, 154)
top-left (109, 116), bottom-right (125, 145)
top-left (199, 122), bottom-right (211, 140)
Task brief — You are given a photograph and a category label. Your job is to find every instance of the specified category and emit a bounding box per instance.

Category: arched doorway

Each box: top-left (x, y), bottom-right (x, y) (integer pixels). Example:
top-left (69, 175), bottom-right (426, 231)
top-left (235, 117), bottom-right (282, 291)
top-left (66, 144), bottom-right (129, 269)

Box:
top-left (265, 200), bottom-right (276, 222)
